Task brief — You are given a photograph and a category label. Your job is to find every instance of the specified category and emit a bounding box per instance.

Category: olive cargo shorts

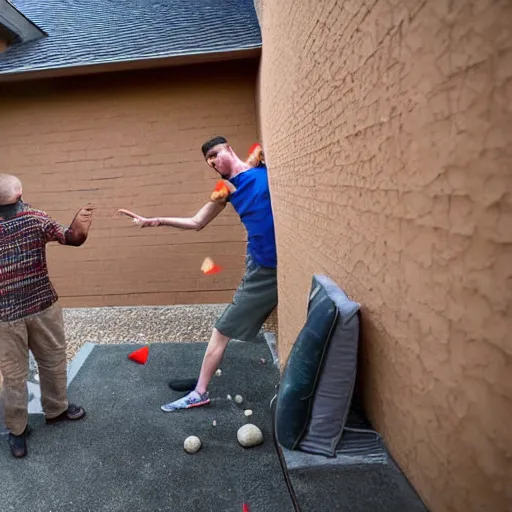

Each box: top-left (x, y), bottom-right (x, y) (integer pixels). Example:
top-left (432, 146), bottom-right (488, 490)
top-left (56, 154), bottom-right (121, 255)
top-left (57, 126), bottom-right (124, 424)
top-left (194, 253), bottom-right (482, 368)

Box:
top-left (215, 255), bottom-right (277, 341)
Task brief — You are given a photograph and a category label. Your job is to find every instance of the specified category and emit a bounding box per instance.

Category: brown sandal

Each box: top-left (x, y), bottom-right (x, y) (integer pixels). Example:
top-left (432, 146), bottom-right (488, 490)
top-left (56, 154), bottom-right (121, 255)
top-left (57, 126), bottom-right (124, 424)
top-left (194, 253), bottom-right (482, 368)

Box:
top-left (46, 404), bottom-right (86, 424)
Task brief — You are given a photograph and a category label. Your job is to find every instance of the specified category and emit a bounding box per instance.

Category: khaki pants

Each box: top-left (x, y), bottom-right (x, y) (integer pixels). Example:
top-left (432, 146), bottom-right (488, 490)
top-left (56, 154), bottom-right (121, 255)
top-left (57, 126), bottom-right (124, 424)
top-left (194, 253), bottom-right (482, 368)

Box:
top-left (0, 302), bottom-right (68, 435)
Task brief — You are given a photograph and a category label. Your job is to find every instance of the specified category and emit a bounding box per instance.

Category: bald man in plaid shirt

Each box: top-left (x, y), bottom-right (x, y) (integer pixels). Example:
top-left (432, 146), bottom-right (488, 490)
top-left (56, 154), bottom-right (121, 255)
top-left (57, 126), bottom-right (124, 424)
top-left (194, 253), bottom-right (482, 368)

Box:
top-left (0, 174), bottom-right (94, 458)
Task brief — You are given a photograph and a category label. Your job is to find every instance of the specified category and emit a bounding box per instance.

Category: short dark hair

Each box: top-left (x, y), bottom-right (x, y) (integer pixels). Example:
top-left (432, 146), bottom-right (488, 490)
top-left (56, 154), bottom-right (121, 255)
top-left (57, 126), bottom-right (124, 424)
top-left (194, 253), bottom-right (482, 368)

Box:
top-left (201, 136), bottom-right (228, 157)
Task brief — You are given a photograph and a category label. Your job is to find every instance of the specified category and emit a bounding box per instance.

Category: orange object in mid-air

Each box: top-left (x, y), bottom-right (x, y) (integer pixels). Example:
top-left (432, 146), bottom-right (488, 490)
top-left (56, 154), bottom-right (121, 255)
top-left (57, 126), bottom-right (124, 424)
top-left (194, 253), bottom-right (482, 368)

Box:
top-left (201, 257), bottom-right (222, 275)
top-left (246, 143), bottom-right (264, 167)
top-left (211, 179), bottom-right (236, 202)
top-left (248, 143), bottom-right (261, 154)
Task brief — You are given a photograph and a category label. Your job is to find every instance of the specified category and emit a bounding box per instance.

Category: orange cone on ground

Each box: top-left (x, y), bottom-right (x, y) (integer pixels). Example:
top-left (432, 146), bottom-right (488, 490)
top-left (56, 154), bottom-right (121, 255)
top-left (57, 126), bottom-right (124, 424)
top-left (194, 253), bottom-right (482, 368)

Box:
top-left (128, 346), bottom-right (149, 365)
top-left (201, 257), bottom-right (222, 275)
top-left (242, 504), bottom-right (249, 512)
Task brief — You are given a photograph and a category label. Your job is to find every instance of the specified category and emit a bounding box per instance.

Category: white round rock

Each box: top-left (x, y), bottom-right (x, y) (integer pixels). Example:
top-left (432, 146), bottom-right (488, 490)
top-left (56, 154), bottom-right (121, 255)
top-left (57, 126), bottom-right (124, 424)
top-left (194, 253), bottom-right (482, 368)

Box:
top-left (234, 394), bottom-right (244, 404)
top-left (237, 424), bottom-right (263, 448)
top-left (183, 436), bottom-right (202, 454)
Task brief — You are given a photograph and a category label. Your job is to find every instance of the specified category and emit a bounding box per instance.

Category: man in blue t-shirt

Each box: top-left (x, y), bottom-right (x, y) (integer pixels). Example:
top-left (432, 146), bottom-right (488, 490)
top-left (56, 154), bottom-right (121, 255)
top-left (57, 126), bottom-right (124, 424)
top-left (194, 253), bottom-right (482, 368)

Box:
top-left (118, 136), bottom-right (278, 412)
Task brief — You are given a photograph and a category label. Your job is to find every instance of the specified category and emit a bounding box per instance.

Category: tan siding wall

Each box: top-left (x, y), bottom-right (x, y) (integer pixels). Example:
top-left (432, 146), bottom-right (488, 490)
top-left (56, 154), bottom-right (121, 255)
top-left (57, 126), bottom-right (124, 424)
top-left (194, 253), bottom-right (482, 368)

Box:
top-left (258, 2), bottom-right (511, 512)
top-left (0, 62), bottom-right (259, 306)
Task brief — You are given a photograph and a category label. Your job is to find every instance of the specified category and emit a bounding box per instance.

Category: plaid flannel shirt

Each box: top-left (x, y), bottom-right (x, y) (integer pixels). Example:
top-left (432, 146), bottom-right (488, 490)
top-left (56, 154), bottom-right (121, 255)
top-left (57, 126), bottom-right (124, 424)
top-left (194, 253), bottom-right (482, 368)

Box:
top-left (0, 202), bottom-right (68, 322)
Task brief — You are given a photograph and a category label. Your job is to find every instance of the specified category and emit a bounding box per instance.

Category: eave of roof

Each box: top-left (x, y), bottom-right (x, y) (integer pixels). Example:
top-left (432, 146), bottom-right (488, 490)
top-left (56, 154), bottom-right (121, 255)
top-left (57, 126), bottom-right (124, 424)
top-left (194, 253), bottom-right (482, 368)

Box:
top-left (0, 47), bottom-right (261, 83)
top-left (0, 0), bottom-right (45, 43)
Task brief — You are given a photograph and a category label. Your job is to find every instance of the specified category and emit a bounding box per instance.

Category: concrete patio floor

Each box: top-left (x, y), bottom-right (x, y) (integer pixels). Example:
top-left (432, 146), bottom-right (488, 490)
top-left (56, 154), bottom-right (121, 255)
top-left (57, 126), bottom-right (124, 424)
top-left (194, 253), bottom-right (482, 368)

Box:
top-left (0, 341), bottom-right (292, 512)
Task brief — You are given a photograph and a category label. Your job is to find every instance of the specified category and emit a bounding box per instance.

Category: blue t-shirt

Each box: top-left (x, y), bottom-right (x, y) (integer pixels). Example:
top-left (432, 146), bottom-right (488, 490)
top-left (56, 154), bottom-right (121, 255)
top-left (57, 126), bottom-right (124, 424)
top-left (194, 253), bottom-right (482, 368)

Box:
top-left (228, 166), bottom-right (277, 268)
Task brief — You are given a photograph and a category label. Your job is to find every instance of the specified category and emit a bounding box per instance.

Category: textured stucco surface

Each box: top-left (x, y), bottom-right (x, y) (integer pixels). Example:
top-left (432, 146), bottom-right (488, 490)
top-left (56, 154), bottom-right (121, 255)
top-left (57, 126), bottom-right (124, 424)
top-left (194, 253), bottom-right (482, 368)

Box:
top-left (0, 61), bottom-right (258, 306)
top-left (257, 1), bottom-right (512, 511)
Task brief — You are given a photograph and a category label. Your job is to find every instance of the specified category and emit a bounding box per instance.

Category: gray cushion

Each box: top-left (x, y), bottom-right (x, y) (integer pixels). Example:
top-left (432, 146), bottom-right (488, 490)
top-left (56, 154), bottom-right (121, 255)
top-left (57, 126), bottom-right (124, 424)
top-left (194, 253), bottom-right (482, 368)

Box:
top-left (299, 275), bottom-right (360, 457)
top-left (274, 277), bottom-right (339, 450)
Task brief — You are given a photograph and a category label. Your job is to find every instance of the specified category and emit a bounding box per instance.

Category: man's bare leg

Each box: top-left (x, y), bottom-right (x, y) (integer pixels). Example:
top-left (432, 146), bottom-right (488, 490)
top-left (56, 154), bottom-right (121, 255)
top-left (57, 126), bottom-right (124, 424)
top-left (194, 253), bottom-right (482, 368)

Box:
top-left (160, 328), bottom-right (230, 412)
top-left (195, 328), bottom-right (230, 394)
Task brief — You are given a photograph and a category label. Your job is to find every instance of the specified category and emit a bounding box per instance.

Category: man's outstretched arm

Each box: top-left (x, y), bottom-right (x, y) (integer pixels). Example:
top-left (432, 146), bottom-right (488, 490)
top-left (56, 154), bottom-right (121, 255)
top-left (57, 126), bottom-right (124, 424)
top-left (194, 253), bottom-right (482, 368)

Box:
top-left (118, 200), bottom-right (226, 231)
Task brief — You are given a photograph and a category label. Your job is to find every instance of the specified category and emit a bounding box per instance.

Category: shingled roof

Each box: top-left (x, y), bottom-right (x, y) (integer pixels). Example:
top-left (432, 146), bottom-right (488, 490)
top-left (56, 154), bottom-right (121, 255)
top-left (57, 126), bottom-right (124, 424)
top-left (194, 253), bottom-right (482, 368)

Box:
top-left (0, 0), bottom-right (261, 78)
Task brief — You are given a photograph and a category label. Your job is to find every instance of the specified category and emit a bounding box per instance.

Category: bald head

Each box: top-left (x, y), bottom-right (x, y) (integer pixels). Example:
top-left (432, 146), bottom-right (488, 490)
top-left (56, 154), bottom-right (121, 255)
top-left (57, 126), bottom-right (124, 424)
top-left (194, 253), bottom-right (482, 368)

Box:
top-left (0, 174), bottom-right (23, 205)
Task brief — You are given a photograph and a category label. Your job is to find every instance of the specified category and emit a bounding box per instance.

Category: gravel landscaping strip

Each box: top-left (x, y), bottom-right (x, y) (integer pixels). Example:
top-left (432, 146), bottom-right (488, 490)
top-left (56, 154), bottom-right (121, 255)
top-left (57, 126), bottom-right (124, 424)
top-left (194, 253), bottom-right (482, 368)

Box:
top-left (63, 304), bottom-right (278, 362)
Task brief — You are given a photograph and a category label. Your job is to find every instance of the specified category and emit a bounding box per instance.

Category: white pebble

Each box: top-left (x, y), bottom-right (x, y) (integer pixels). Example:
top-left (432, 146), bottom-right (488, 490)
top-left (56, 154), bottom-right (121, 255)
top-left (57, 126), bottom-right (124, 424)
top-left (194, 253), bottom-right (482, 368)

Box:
top-left (183, 436), bottom-right (202, 454)
top-left (227, 394), bottom-right (232, 400)
top-left (244, 409), bottom-right (253, 417)
top-left (260, 358), bottom-right (266, 364)
top-left (237, 424), bottom-right (263, 448)
top-left (212, 420), bottom-right (217, 427)
top-left (215, 369), bottom-right (222, 377)
top-left (234, 394), bottom-right (244, 404)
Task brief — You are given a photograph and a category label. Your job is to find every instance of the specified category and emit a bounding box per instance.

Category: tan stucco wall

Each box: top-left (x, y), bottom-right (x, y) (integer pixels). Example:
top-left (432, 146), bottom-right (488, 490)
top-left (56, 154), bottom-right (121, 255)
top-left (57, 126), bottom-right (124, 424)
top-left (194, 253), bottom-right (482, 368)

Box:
top-left (0, 61), bottom-right (259, 306)
top-left (257, 1), bottom-right (511, 511)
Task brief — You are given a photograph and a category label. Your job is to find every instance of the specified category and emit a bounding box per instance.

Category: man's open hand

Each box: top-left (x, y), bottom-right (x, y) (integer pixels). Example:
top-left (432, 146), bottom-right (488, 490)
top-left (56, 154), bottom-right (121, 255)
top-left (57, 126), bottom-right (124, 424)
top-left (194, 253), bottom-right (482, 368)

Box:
top-left (77, 204), bottom-right (95, 221)
top-left (117, 209), bottom-right (161, 228)
top-left (66, 204), bottom-right (95, 246)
